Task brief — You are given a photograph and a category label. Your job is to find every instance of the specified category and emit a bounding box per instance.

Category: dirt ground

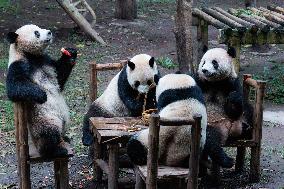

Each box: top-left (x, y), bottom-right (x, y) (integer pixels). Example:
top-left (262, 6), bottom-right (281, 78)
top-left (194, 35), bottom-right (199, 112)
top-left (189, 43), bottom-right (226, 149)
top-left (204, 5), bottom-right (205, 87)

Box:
top-left (0, 0), bottom-right (283, 188)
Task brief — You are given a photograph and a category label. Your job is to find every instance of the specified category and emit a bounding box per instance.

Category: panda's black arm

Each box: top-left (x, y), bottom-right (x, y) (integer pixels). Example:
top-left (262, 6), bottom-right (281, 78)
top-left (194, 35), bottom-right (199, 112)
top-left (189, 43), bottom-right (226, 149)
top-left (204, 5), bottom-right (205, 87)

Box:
top-left (6, 61), bottom-right (47, 104)
top-left (54, 48), bottom-right (77, 91)
top-left (224, 78), bottom-right (243, 120)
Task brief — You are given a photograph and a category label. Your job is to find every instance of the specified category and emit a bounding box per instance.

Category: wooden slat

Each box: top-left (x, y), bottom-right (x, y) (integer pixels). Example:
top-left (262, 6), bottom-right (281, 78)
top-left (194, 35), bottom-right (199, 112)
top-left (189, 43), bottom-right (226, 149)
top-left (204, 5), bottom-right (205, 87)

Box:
top-left (96, 61), bottom-right (127, 71)
top-left (247, 7), bottom-right (282, 28)
top-left (261, 7), bottom-right (284, 20)
top-left (108, 144), bottom-right (119, 189)
top-left (192, 8), bottom-right (230, 29)
top-left (256, 8), bottom-right (284, 26)
top-left (212, 7), bottom-right (257, 30)
top-left (228, 8), bottom-right (270, 32)
top-left (137, 165), bottom-right (188, 180)
top-left (202, 8), bottom-right (246, 32)
top-left (267, 5), bottom-right (284, 15)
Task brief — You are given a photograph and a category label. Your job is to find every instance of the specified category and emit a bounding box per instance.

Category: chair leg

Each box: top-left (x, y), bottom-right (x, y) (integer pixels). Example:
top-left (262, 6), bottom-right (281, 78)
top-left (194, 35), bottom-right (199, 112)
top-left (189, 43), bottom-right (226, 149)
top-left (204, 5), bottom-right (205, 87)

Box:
top-left (60, 159), bottom-right (69, 189)
top-left (54, 160), bottom-right (61, 189)
top-left (135, 173), bottom-right (145, 189)
top-left (108, 143), bottom-right (119, 189)
top-left (250, 146), bottom-right (261, 182)
top-left (211, 161), bottom-right (221, 186)
top-left (93, 137), bottom-right (103, 182)
top-left (236, 147), bottom-right (246, 172)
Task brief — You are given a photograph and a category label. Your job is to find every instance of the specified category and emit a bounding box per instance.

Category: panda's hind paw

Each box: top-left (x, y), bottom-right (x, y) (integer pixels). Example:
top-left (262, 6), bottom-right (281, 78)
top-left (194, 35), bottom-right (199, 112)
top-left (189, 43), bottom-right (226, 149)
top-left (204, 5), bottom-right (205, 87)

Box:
top-left (221, 156), bottom-right (234, 168)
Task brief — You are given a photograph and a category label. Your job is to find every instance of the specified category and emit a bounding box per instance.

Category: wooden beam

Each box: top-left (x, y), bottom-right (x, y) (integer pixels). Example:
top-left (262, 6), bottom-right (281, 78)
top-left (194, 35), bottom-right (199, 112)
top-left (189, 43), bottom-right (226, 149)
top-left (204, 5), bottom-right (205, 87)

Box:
top-left (267, 5), bottom-right (284, 15)
top-left (260, 7), bottom-right (284, 20)
top-left (202, 8), bottom-right (246, 32)
top-left (247, 8), bottom-right (282, 28)
top-left (108, 144), bottom-right (119, 189)
top-left (192, 8), bottom-right (229, 29)
top-left (255, 8), bottom-right (284, 26)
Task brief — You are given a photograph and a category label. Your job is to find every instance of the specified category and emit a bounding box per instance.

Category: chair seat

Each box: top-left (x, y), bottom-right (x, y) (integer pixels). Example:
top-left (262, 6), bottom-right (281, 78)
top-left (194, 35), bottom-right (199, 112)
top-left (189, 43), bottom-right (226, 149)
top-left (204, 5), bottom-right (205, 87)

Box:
top-left (136, 165), bottom-right (189, 180)
top-left (29, 142), bottom-right (74, 163)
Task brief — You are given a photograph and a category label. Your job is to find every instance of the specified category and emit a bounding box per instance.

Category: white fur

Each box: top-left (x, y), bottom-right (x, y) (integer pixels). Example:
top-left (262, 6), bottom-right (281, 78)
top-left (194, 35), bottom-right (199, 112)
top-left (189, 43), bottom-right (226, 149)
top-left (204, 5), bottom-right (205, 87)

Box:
top-left (127, 54), bottom-right (158, 94)
top-left (156, 73), bottom-right (196, 101)
top-left (8, 24), bottom-right (52, 67)
top-left (198, 48), bottom-right (237, 81)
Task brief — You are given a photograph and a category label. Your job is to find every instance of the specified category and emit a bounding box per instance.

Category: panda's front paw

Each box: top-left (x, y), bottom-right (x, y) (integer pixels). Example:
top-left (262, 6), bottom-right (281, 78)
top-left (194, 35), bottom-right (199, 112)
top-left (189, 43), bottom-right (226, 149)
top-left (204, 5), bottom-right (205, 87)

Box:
top-left (61, 47), bottom-right (77, 64)
top-left (225, 91), bottom-right (243, 119)
top-left (34, 90), bottom-right (47, 104)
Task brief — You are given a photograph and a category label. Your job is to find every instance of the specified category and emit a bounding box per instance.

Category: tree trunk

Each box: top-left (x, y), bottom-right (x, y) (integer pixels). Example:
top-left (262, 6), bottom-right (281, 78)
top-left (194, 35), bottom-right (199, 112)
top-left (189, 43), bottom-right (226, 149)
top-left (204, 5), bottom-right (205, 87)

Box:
top-left (115, 0), bottom-right (137, 20)
top-left (245, 0), bottom-right (256, 7)
top-left (175, 0), bottom-right (194, 74)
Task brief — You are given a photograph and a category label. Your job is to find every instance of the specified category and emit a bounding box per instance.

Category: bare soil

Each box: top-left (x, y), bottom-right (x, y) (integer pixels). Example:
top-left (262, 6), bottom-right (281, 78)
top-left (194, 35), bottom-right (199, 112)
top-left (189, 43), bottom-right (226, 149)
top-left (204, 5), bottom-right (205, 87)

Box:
top-left (0, 0), bottom-right (283, 188)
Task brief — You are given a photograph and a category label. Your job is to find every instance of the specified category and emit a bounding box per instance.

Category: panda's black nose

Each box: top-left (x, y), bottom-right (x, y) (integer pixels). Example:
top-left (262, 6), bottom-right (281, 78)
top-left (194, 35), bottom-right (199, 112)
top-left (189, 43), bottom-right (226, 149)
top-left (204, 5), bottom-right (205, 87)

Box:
top-left (202, 69), bottom-right (208, 74)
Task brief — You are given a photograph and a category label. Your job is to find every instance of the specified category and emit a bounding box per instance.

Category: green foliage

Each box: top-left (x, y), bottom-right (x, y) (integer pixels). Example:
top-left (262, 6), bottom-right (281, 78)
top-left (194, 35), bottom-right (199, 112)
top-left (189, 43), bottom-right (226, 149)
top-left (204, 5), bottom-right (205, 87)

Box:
top-left (0, 58), bottom-right (8, 70)
top-left (233, 8), bottom-right (263, 17)
top-left (0, 0), bottom-right (20, 14)
top-left (156, 56), bottom-right (177, 69)
top-left (255, 62), bottom-right (284, 104)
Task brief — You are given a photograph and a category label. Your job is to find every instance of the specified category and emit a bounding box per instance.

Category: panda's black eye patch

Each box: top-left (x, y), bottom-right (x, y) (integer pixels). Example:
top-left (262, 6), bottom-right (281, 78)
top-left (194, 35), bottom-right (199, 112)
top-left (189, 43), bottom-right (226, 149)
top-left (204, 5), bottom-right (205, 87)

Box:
top-left (134, 81), bottom-right (140, 88)
top-left (34, 31), bottom-right (40, 38)
top-left (202, 61), bottom-right (206, 66)
top-left (147, 80), bottom-right (152, 86)
top-left (212, 60), bottom-right (219, 69)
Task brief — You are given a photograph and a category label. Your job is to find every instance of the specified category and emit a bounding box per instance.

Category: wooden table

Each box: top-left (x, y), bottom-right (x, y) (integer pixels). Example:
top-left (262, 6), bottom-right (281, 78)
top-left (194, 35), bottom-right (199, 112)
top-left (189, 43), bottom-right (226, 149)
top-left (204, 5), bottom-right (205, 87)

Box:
top-left (89, 117), bottom-right (146, 189)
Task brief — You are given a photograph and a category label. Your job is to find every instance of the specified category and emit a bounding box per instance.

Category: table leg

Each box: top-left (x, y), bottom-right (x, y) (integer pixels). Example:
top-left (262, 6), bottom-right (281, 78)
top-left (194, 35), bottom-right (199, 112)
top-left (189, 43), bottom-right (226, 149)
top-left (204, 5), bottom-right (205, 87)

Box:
top-left (93, 136), bottom-right (103, 182)
top-left (108, 143), bottom-right (119, 189)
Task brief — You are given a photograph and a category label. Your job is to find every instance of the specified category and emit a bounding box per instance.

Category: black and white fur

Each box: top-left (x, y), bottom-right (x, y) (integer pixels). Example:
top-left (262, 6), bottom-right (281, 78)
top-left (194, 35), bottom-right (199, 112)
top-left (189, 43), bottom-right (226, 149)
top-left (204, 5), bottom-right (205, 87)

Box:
top-left (82, 54), bottom-right (159, 146)
top-left (6, 24), bottom-right (77, 158)
top-left (127, 73), bottom-right (207, 167)
top-left (196, 47), bottom-right (253, 168)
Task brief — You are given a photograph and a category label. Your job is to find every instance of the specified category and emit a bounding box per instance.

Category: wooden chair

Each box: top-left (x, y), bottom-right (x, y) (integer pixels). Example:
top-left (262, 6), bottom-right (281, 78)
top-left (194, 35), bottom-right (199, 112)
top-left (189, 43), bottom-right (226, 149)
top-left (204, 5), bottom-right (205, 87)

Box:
top-left (135, 114), bottom-right (203, 189)
top-left (14, 102), bottom-right (74, 189)
top-left (89, 60), bottom-right (127, 189)
top-left (211, 74), bottom-right (266, 183)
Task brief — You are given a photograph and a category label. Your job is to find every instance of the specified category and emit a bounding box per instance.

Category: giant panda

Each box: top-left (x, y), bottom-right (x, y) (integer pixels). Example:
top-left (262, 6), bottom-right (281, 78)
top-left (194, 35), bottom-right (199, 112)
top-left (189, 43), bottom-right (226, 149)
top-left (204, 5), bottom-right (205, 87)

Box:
top-left (127, 73), bottom-right (208, 167)
top-left (82, 54), bottom-right (159, 146)
top-left (196, 47), bottom-right (253, 167)
top-left (6, 24), bottom-right (77, 158)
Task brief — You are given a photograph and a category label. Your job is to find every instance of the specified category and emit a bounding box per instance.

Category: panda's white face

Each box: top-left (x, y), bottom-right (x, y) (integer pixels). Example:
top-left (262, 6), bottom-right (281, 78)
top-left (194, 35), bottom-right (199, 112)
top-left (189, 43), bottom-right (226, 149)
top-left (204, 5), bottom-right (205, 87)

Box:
top-left (15, 24), bottom-right (53, 54)
top-left (126, 54), bottom-right (158, 94)
top-left (198, 48), bottom-right (237, 81)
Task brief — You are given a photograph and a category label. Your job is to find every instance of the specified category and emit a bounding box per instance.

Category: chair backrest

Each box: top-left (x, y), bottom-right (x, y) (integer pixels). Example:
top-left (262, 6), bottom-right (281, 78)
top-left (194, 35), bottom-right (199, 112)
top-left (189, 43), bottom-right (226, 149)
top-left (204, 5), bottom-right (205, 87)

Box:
top-left (89, 60), bottom-right (127, 102)
top-left (242, 74), bottom-right (266, 143)
top-left (146, 114), bottom-right (202, 189)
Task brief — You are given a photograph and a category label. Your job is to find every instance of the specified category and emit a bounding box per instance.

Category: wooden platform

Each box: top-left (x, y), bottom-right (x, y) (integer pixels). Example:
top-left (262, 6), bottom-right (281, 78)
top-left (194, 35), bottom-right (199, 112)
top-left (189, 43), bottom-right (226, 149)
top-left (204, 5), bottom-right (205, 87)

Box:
top-left (28, 142), bottom-right (74, 164)
top-left (136, 165), bottom-right (189, 180)
top-left (90, 117), bottom-right (147, 143)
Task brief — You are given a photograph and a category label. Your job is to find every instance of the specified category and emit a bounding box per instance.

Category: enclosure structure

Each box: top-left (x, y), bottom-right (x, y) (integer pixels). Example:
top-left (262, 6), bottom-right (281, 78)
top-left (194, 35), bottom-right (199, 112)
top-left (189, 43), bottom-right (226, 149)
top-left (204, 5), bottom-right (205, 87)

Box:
top-left (14, 102), bottom-right (74, 189)
top-left (192, 6), bottom-right (284, 73)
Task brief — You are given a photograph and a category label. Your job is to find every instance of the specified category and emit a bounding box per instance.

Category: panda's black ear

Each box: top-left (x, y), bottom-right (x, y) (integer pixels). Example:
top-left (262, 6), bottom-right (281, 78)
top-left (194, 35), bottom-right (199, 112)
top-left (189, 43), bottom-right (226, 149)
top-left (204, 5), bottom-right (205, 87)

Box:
top-left (227, 47), bottom-right (236, 58)
top-left (149, 57), bottom-right (155, 68)
top-left (127, 60), bottom-right (135, 70)
top-left (203, 45), bottom-right (208, 53)
top-left (6, 32), bottom-right (18, 44)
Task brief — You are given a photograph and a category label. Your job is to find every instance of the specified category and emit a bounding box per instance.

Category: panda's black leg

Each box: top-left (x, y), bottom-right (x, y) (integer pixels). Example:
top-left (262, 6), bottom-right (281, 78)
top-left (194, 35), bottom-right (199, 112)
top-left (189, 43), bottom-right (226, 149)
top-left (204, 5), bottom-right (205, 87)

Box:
top-left (224, 91), bottom-right (243, 120)
top-left (126, 138), bottom-right (147, 165)
top-left (205, 127), bottom-right (234, 168)
top-left (82, 114), bottom-right (94, 146)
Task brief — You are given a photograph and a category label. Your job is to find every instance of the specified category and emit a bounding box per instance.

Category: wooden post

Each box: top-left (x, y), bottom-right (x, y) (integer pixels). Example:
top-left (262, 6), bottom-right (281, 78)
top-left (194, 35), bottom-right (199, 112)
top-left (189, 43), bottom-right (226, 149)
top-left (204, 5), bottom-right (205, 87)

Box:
top-left (250, 80), bottom-right (266, 182)
top-left (14, 102), bottom-right (31, 189)
top-left (115, 0), bottom-right (137, 20)
top-left (245, 0), bottom-right (256, 7)
top-left (89, 61), bottom-right (97, 103)
top-left (175, 0), bottom-right (193, 73)
top-left (187, 114), bottom-right (202, 189)
top-left (146, 114), bottom-right (160, 189)
top-left (108, 144), bottom-right (119, 189)
top-left (135, 170), bottom-right (145, 189)
top-left (54, 161), bottom-right (61, 189)
top-left (228, 35), bottom-right (241, 74)
top-left (59, 160), bottom-right (69, 189)
top-left (93, 137), bottom-right (103, 182)
top-left (197, 18), bottom-right (208, 73)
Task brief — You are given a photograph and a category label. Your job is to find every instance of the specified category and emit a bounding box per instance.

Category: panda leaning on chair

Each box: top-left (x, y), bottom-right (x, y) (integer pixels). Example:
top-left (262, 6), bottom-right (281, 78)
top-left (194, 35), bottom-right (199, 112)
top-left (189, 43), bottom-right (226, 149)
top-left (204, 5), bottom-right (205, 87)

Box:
top-left (196, 46), bottom-right (254, 168)
top-left (127, 73), bottom-right (208, 167)
top-left (6, 24), bottom-right (77, 158)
